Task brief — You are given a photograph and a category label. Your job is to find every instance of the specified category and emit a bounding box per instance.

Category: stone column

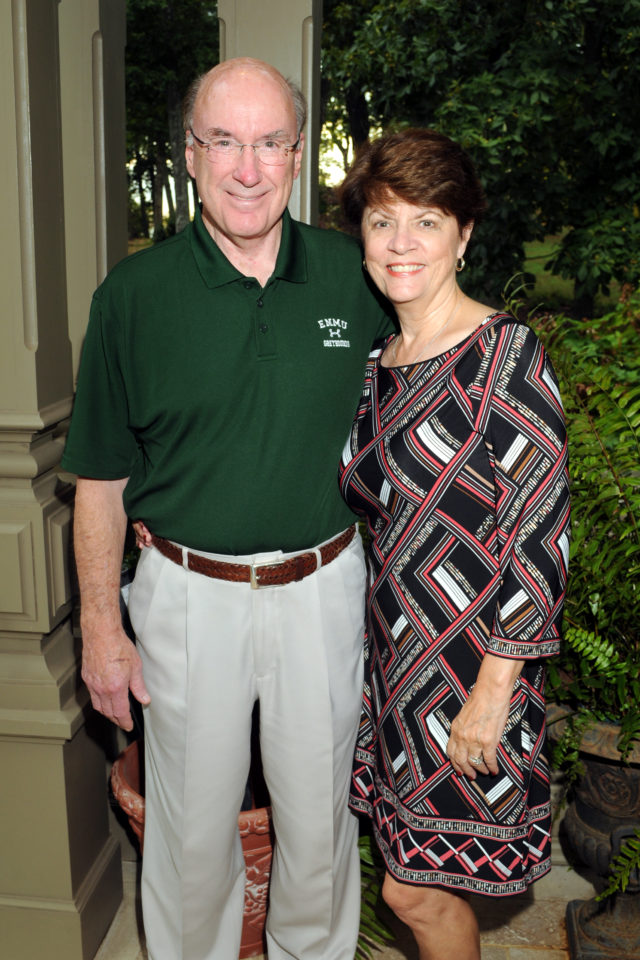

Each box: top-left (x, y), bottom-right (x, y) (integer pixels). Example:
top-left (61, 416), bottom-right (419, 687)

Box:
top-left (0, 2), bottom-right (127, 958)
top-left (217, 0), bottom-right (323, 225)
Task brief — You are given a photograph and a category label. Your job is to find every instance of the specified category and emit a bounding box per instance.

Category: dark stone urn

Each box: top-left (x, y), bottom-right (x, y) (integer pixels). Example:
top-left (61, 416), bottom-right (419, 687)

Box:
top-left (548, 706), bottom-right (640, 960)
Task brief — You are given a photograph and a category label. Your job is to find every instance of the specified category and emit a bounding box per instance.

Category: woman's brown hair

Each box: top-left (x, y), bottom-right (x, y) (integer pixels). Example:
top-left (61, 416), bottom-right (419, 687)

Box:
top-left (340, 128), bottom-right (487, 232)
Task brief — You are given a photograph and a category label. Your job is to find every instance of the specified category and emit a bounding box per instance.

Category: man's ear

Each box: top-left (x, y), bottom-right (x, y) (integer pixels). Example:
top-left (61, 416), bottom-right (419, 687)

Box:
top-left (293, 132), bottom-right (305, 180)
top-left (185, 135), bottom-right (196, 179)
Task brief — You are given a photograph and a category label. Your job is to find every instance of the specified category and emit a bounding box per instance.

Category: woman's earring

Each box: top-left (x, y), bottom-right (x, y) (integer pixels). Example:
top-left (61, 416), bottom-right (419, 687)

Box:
top-left (362, 258), bottom-right (368, 272)
top-left (456, 256), bottom-right (466, 273)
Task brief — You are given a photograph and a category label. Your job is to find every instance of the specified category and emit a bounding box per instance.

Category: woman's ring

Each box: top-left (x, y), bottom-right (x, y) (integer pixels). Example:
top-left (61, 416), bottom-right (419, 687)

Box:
top-left (469, 754), bottom-right (483, 765)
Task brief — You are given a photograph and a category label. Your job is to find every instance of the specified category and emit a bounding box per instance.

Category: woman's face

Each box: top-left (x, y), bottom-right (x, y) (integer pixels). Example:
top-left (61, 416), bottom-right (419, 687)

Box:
top-left (362, 197), bottom-right (472, 312)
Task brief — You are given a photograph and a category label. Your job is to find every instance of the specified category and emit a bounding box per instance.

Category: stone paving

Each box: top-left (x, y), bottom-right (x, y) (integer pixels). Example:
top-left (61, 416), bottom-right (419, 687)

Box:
top-left (95, 826), bottom-right (595, 960)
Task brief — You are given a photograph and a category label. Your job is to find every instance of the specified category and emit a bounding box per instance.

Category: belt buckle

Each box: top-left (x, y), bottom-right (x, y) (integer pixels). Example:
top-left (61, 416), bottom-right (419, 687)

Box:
top-left (250, 557), bottom-right (286, 589)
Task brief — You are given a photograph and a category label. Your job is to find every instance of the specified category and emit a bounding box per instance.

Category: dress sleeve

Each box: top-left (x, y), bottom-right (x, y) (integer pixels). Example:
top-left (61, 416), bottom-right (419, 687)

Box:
top-left (476, 322), bottom-right (570, 659)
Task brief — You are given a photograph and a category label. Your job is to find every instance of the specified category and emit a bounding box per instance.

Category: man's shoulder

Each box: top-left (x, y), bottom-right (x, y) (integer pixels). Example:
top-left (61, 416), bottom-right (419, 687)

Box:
top-left (293, 220), bottom-right (361, 260)
top-left (97, 227), bottom-right (192, 295)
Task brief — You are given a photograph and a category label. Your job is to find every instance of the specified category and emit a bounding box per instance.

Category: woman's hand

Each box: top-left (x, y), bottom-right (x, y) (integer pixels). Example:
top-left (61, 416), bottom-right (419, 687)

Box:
top-left (132, 519), bottom-right (153, 548)
top-left (446, 653), bottom-right (524, 779)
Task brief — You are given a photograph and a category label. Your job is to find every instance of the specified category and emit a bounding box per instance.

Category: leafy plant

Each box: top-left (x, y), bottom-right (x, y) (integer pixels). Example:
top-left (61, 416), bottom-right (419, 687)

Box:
top-left (528, 288), bottom-right (640, 774)
top-left (546, 209), bottom-right (640, 308)
top-left (597, 827), bottom-right (640, 900)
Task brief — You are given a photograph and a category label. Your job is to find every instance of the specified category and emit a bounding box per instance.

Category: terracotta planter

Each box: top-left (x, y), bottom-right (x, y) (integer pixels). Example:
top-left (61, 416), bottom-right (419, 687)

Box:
top-left (110, 740), bottom-right (273, 959)
top-left (547, 705), bottom-right (640, 960)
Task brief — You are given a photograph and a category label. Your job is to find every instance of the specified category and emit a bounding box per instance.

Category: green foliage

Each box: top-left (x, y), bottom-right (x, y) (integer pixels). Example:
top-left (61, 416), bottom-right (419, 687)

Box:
top-left (126, 0), bottom-right (218, 236)
top-left (127, 0), bottom-right (218, 136)
top-left (597, 828), bottom-right (640, 899)
top-left (546, 209), bottom-right (640, 306)
top-left (530, 288), bottom-right (640, 764)
top-left (322, 0), bottom-right (640, 306)
top-left (547, 707), bottom-right (591, 788)
top-left (357, 833), bottom-right (394, 958)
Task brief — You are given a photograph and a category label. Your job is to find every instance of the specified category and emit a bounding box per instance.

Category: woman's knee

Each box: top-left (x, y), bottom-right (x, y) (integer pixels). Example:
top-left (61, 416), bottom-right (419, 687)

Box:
top-left (382, 873), bottom-right (430, 924)
top-left (382, 872), bottom-right (467, 927)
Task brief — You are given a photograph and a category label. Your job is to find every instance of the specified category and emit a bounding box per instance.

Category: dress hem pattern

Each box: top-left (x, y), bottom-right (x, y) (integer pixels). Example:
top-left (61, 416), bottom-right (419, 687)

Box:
top-left (368, 821), bottom-right (552, 895)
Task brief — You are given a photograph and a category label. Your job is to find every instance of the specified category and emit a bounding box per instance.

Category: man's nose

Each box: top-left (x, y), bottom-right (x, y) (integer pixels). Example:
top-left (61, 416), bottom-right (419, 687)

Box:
top-left (232, 145), bottom-right (262, 185)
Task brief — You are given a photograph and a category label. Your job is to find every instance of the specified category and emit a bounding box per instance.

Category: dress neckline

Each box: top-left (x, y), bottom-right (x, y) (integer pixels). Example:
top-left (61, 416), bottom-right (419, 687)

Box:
top-left (380, 312), bottom-right (508, 371)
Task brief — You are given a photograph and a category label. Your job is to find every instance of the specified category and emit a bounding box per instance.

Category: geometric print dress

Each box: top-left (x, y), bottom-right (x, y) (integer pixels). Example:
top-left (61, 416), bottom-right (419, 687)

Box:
top-left (339, 314), bottom-right (570, 895)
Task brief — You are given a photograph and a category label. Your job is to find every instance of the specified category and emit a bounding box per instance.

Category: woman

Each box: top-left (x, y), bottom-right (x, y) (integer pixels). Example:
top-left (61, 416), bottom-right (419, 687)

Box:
top-left (339, 129), bottom-right (570, 960)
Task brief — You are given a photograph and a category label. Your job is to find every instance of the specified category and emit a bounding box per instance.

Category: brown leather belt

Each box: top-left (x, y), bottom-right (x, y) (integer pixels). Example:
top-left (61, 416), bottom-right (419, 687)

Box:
top-left (151, 526), bottom-right (356, 589)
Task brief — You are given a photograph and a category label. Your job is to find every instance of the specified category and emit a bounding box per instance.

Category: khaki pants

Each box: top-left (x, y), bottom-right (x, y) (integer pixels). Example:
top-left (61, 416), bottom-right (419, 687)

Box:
top-left (128, 528), bottom-right (365, 960)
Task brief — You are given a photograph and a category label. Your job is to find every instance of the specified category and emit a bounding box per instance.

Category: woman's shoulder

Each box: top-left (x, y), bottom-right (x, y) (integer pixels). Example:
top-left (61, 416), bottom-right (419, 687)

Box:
top-left (369, 333), bottom-right (394, 362)
top-left (357, 335), bottom-right (393, 388)
top-left (473, 314), bottom-right (560, 399)
top-left (474, 312), bottom-right (541, 351)
top-left (449, 302), bottom-right (516, 350)
top-left (453, 312), bottom-right (540, 384)
top-left (479, 310), bottom-right (518, 331)
top-left (446, 310), bottom-right (516, 361)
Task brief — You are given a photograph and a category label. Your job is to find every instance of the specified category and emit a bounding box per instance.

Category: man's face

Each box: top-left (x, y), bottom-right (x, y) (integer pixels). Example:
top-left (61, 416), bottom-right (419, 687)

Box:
top-left (185, 67), bottom-right (303, 248)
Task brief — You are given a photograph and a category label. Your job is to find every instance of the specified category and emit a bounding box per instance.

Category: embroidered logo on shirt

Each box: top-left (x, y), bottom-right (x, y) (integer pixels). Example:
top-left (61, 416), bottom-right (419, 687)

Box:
top-left (318, 318), bottom-right (350, 348)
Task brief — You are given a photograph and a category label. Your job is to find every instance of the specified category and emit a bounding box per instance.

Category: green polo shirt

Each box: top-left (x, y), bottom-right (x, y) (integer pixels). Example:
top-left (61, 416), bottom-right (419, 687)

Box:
top-left (62, 207), bottom-right (394, 553)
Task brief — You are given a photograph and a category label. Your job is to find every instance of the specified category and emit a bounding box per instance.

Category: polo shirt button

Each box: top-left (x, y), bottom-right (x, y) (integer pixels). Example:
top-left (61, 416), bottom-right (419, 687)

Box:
top-left (243, 281), bottom-right (253, 289)
top-left (257, 298), bottom-right (264, 307)
top-left (260, 324), bottom-right (268, 333)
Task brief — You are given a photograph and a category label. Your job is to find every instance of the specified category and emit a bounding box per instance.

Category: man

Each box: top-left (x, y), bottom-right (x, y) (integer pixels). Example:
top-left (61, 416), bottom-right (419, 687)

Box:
top-left (62, 58), bottom-right (392, 960)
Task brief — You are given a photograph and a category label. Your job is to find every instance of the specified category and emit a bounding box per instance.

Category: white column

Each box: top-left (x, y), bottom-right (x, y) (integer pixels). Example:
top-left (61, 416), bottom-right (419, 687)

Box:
top-left (0, 2), bottom-right (127, 957)
top-left (217, 0), bottom-right (323, 225)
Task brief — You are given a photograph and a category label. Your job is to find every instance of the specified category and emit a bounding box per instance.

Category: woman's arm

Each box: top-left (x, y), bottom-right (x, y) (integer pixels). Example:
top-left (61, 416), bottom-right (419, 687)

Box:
top-left (447, 321), bottom-right (570, 777)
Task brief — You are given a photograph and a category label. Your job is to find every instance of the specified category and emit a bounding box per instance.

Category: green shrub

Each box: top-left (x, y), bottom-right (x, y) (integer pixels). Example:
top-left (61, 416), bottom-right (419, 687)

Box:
top-left (530, 288), bottom-right (640, 764)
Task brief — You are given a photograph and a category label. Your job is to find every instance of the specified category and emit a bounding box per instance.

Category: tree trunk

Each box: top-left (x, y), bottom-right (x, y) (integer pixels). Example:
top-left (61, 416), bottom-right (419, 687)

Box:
top-left (151, 143), bottom-right (165, 241)
top-left (168, 80), bottom-right (190, 234)
top-left (573, 283), bottom-right (595, 319)
top-left (164, 172), bottom-right (175, 224)
top-left (345, 86), bottom-right (370, 148)
top-left (134, 151), bottom-right (149, 238)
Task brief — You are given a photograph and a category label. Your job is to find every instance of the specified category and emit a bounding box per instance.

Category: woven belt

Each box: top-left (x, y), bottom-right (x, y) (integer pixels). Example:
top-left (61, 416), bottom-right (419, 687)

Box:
top-left (151, 525), bottom-right (356, 589)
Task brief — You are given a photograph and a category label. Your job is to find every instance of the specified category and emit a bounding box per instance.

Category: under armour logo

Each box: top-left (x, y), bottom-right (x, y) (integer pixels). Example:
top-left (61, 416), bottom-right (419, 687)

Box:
top-left (318, 317), bottom-right (350, 349)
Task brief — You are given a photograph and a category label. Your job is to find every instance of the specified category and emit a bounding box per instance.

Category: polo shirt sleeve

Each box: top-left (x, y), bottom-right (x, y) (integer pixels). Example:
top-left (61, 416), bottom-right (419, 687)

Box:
top-left (61, 290), bottom-right (136, 479)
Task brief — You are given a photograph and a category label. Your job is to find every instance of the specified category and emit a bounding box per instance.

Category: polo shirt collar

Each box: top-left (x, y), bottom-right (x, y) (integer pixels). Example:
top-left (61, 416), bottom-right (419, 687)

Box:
top-left (189, 205), bottom-right (308, 288)
top-left (272, 210), bottom-right (307, 284)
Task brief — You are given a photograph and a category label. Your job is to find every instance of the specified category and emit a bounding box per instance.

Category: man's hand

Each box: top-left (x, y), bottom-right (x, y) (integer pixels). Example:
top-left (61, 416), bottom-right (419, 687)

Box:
top-left (81, 623), bottom-right (149, 731)
top-left (74, 477), bottom-right (151, 730)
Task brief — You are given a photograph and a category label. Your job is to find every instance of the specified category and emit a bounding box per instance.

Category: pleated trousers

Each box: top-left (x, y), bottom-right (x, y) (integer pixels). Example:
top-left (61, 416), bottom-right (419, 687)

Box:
top-left (127, 527), bottom-right (365, 960)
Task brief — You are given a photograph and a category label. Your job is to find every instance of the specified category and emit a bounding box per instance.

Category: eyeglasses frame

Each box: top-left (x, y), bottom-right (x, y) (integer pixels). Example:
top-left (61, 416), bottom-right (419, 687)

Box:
top-left (188, 129), bottom-right (301, 165)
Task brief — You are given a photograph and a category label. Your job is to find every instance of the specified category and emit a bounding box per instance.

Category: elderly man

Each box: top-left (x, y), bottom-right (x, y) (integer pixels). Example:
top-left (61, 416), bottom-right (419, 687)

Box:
top-left (62, 58), bottom-right (392, 960)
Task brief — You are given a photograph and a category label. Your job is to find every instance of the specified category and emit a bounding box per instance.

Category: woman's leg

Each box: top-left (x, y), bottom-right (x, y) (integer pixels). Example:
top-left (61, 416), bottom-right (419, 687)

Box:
top-left (382, 872), bottom-right (480, 960)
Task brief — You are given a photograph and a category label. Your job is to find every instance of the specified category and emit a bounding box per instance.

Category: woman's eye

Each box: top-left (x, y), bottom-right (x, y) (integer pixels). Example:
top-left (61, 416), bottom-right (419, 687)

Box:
top-left (420, 219), bottom-right (435, 228)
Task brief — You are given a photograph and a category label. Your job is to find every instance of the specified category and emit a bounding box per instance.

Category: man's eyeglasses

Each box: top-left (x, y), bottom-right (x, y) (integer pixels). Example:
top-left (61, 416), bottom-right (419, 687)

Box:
top-left (189, 130), bottom-right (300, 166)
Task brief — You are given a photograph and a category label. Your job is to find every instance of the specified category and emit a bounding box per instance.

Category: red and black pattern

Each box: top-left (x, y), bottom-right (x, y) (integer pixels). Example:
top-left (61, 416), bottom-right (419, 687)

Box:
top-left (340, 314), bottom-right (570, 894)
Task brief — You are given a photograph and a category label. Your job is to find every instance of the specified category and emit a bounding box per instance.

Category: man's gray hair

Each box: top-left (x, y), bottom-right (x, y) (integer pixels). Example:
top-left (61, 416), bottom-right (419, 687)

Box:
top-left (183, 67), bottom-right (307, 144)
